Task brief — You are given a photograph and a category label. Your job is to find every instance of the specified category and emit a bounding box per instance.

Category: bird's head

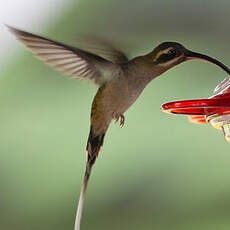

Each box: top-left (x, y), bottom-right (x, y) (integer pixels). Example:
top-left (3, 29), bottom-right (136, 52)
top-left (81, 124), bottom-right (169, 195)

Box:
top-left (147, 41), bottom-right (230, 76)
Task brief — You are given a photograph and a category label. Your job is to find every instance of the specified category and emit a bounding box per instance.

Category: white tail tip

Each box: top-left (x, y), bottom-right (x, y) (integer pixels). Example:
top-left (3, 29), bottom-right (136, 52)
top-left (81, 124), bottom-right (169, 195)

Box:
top-left (74, 189), bottom-right (85, 230)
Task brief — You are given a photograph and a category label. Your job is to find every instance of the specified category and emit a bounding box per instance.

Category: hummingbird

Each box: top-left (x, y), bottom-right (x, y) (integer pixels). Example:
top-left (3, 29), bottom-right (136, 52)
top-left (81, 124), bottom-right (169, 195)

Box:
top-left (7, 25), bottom-right (230, 230)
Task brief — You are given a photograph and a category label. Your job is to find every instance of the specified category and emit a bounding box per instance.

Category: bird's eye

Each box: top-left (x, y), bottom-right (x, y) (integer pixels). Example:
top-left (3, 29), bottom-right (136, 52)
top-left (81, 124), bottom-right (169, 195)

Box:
top-left (167, 49), bottom-right (177, 57)
top-left (156, 48), bottom-right (179, 63)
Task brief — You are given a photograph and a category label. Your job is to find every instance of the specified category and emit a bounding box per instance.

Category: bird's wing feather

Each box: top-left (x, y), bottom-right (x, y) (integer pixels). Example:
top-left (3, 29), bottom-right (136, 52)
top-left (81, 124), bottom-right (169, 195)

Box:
top-left (7, 25), bottom-right (118, 85)
top-left (75, 35), bottom-right (129, 64)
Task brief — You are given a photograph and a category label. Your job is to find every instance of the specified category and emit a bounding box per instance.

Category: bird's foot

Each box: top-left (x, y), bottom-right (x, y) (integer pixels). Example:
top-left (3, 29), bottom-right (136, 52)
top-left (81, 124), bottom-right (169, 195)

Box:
top-left (113, 113), bottom-right (125, 128)
top-left (119, 114), bottom-right (125, 128)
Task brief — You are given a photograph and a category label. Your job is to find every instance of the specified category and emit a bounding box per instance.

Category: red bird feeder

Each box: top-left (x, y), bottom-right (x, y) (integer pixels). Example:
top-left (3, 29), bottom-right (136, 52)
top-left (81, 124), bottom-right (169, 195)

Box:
top-left (162, 77), bottom-right (230, 142)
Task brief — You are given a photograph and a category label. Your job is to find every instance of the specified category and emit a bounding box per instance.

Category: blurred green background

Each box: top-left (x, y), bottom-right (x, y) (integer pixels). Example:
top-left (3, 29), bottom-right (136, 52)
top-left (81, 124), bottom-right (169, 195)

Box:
top-left (1, 0), bottom-right (230, 229)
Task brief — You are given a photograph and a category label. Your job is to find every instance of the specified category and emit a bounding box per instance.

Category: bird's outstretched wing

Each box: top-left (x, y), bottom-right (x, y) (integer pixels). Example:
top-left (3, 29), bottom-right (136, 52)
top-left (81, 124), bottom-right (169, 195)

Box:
top-left (75, 35), bottom-right (129, 64)
top-left (7, 25), bottom-right (119, 85)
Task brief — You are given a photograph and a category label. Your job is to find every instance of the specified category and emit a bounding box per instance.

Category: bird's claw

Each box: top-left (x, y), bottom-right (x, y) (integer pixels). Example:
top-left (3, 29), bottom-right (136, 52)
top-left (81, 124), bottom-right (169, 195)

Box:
top-left (113, 113), bottom-right (125, 128)
top-left (119, 114), bottom-right (125, 128)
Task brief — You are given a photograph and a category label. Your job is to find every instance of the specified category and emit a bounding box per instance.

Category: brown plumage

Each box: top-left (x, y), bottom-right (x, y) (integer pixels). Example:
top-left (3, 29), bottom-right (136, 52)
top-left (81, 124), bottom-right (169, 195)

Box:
top-left (7, 25), bottom-right (230, 230)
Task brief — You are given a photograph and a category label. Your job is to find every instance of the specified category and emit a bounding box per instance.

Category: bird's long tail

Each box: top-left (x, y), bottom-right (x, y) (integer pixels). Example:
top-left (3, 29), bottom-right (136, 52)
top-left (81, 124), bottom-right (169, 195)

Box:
top-left (74, 128), bottom-right (105, 230)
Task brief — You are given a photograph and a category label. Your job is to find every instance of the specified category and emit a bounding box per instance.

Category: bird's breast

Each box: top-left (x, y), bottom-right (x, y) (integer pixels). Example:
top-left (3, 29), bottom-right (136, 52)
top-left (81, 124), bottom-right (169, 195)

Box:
top-left (104, 78), bottom-right (146, 114)
top-left (91, 76), bottom-right (148, 130)
top-left (123, 85), bottom-right (146, 112)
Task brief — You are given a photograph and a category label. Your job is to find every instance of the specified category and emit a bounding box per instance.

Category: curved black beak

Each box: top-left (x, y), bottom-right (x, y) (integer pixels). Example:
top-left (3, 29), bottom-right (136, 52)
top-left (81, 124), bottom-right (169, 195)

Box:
top-left (185, 50), bottom-right (230, 75)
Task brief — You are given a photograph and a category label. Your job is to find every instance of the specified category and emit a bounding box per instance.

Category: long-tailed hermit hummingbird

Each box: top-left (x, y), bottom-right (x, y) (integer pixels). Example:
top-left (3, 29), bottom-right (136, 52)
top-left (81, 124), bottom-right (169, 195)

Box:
top-left (7, 25), bottom-right (230, 230)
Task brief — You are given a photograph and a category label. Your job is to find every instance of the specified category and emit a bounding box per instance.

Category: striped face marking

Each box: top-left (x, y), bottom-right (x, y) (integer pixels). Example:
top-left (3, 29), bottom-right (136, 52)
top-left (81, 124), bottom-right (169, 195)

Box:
top-left (153, 47), bottom-right (183, 65)
top-left (153, 47), bottom-right (174, 62)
